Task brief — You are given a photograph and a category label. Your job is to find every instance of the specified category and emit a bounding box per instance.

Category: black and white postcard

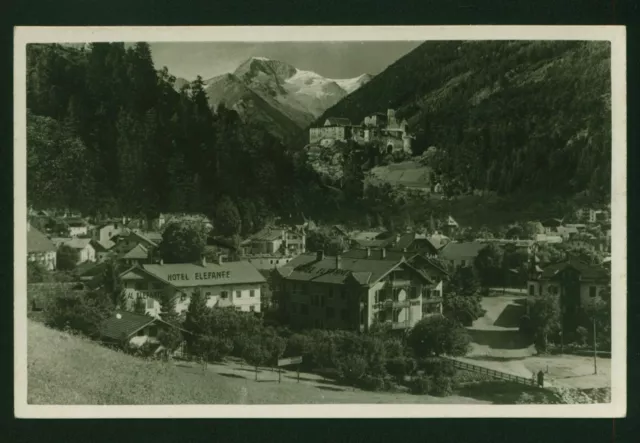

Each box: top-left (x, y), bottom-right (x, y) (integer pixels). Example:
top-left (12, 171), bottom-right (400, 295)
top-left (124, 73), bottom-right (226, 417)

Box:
top-left (13, 26), bottom-right (627, 418)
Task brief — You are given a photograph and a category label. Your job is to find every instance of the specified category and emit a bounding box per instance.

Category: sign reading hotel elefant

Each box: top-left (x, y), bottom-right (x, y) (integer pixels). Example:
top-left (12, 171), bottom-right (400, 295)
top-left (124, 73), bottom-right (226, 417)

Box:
top-left (166, 271), bottom-right (232, 282)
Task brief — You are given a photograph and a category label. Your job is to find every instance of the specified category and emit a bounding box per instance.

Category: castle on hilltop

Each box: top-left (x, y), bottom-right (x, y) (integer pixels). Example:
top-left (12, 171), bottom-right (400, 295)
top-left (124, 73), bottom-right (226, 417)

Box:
top-left (309, 109), bottom-right (414, 155)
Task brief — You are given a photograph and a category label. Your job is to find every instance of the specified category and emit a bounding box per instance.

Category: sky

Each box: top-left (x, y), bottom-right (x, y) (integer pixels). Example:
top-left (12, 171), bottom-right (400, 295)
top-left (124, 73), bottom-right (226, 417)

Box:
top-left (149, 41), bottom-right (423, 81)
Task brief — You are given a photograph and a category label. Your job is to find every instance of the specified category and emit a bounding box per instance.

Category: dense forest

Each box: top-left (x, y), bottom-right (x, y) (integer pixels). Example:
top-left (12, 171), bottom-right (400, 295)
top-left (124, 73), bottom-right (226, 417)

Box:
top-left (26, 43), bottom-right (334, 227)
top-left (317, 41), bottom-right (612, 202)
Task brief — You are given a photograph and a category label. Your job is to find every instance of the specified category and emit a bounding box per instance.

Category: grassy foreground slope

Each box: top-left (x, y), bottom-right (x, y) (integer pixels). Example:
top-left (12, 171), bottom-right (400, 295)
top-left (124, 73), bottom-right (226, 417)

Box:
top-left (27, 321), bottom-right (487, 405)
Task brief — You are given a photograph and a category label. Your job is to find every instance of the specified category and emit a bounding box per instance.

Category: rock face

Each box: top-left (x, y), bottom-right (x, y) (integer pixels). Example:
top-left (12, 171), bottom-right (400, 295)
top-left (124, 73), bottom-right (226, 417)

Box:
top-left (197, 57), bottom-right (372, 142)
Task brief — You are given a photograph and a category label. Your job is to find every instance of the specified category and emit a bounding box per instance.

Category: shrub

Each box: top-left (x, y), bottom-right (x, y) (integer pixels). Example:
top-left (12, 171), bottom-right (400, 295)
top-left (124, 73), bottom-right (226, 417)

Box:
top-left (386, 357), bottom-right (417, 383)
top-left (408, 315), bottom-right (471, 358)
top-left (418, 357), bottom-right (456, 378)
top-left (411, 376), bottom-right (432, 395)
top-left (336, 354), bottom-right (368, 385)
top-left (429, 375), bottom-right (454, 397)
top-left (359, 375), bottom-right (386, 392)
top-left (576, 326), bottom-right (589, 346)
top-left (44, 290), bottom-right (113, 338)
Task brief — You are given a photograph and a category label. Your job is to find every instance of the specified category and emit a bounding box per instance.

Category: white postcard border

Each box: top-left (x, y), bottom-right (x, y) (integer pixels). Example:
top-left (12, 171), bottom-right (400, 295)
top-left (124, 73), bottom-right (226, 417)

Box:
top-left (13, 25), bottom-right (627, 418)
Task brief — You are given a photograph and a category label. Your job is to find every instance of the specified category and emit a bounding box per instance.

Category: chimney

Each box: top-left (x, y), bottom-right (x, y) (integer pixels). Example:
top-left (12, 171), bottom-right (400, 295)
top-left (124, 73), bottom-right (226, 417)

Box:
top-left (159, 259), bottom-right (164, 265)
top-left (316, 250), bottom-right (325, 261)
top-left (366, 247), bottom-right (371, 258)
top-left (335, 254), bottom-right (342, 269)
top-left (381, 248), bottom-right (386, 259)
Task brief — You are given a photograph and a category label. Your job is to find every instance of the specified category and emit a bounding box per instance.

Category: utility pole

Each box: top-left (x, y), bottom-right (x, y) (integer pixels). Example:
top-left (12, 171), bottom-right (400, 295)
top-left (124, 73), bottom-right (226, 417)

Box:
top-left (593, 316), bottom-right (598, 375)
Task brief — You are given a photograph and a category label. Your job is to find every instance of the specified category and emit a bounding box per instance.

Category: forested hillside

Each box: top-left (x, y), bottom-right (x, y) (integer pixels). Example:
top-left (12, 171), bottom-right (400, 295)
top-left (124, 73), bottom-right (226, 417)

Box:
top-left (317, 41), bottom-right (612, 202)
top-left (26, 43), bottom-right (323, 226)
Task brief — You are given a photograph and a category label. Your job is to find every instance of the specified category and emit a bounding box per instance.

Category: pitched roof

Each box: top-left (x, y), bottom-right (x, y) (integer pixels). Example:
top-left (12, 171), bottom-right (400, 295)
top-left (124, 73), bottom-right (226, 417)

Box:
top-left (121, 261), bottom-right (266, 288)
top-left (325, 117), bottom-right (352, 126)
top-left (249, 227), bottom-right (285, 242)
top-left (275, 252), bottom-right (429, 286)
top-left (65, 218), bottom-right (88, 227)
top-left (540, 259), bottom-right (609, 281)
top-left (122, 243), bottom-right (149, 259)
top-left (440, 242), bottom-right (486, 261)
top-left (92, 239), bottom-right (115, 251)
top-left (99, 311), bottom-right (157, 341)
top-left (27, 226), bottom-right (56, 253)
top-left (63, 237), bottom-right (93, 250)
top-left (341, 248), bottom-right (415, 262)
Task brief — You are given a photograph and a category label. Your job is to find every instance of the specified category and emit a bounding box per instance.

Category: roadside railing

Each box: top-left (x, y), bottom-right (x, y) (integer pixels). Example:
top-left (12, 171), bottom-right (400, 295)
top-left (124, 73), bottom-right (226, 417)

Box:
top-left (441, 356), bottom-right (537, 387)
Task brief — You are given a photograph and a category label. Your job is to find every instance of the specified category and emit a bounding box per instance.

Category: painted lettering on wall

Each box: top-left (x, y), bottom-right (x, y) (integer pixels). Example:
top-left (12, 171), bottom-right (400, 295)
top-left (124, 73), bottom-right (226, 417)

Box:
top-left (166, 271), bottom-right (231, 281)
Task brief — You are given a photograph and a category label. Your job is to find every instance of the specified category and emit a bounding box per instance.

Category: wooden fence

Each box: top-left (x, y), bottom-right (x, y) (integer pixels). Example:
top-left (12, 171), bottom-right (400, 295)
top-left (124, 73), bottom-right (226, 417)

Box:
top-left (441, 356), bottom-right (537, 387)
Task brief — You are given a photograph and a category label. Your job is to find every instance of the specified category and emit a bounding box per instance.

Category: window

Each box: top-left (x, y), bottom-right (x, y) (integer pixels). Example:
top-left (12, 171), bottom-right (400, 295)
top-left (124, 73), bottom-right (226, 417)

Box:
top-left (236, 291), bottom-right (242, 299)
top-left (206, 291), bottom-right (212, 297)
top-left (328, 288), bottom-right (333, 298)
top-left (146, 297), bottom-right (154, 309)
top-left (461, 260), bottom-right (466, 267)
top-left (148, 326), bottom-right (158, 337)
top-left (529, 285), bottom-right (535, 296)
top-left (135, 282), bottom-right (146, 291)
top-left (250, 290), bottom-right (255, 298)
top-left (320, 295), bottom-right (325, 308)
top-left (589, 286), bottom-right (597, 298)
top-left (326, 307), bottom-right (335, 318)
top-left (250, 305), bottom-right (256, 312)
top-left (301, 304), bottom-right (309, 315)
top-left (137, 329), bottom-right (145, 337)
top-left (340, 289), bottom-right (346, 300)
top-left (221, 291), bottom-right (229, 299)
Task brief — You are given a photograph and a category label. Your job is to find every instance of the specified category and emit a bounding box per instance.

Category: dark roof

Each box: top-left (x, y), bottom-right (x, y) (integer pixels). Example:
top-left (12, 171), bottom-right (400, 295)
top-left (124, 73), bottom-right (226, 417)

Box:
top-left (120, 261), bottom-right (266, 288)
top-left (540, 259), bottom-right (609, 281)
top-left (391, 233), bottom-right (439, 254)
top-left (440, 242), bottom-right (487, 261)
top-left (27, 226), bottom-right (56, 253)
top-left (99, 311), bottom-right (157, 341)
top-left (275, 252), bottom-right (429, 286)
top-left (122, 243), bottom-right (149, 260)
top-left (325, 117), bottom-right (352, 126)
top-left (342, 248), bottom-right (415, 262)
top-left (541, 218), bottom-right (564, 227)
top-left (206, 236), bottom-right (238, 250)
top-left (249, 227), bottom-right (285, 242)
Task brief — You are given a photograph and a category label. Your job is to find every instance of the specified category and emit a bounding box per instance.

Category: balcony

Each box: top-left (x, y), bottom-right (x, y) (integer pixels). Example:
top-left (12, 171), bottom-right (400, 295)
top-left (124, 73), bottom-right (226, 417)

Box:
top-left (375, 299), bottom-right (420, 309)
top-left (388, 279), bottom-right (411, 288)
top-left (389, 320), bottom-right (411, 330)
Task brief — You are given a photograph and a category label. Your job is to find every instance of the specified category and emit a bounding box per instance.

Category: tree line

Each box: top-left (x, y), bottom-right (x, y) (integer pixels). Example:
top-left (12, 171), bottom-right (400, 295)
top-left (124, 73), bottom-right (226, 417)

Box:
top-left (26, 43), bottom-right (324, 227)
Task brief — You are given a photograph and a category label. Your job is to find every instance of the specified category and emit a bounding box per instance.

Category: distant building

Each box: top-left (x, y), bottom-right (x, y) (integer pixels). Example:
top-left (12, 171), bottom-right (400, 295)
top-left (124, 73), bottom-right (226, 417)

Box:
top-left (27, 223), bottom-right (57, 270)
top-left (527, 258), bottom-right (610, 315)
top-left (241, 227), bottom-right (306, 256)
top-left (91, 239), bottom-right (116, 263)
top-left (541, 218), bottom-right (564, 234)
top-left (62, 238), bottom-right (96, 264)
top-left (309, 109), bottom-right (413, 154)
top-left (439, 241), bottom-right (486, 268)
top-left (92, 222), bottom-right (124, 244)
top-left (99, 311), bottom-right (186, 353)
top-left (119, 257), bottom-right (266, 317)
top-left (65, 218), bottom-right (89, 237)
top-left (273, 251), bottom-right (433, 332)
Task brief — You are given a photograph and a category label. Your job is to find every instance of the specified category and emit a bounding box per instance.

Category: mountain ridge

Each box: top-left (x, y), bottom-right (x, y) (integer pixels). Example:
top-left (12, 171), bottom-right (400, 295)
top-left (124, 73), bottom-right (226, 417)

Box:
top-left (190, 56), bottom-right (372, 142)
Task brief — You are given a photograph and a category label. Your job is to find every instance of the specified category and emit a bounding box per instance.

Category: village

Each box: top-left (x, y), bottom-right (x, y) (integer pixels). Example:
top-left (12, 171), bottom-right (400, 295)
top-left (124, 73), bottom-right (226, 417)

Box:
top-left (26, 197), bottom-right (613, 404)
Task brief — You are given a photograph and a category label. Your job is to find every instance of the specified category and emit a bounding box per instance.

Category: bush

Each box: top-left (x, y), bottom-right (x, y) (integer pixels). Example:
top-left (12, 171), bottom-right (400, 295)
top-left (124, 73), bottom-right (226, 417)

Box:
top-left (386, 357), bottom-right (417, 382)
top-left (576, 326), bottom-right (589, 346)
top-left (44, 290), bottom-right (113, 338)
top-left (429, 375), bottom-right (454, 397)
top-left (336, 354), bottom-right (368, 385)
top-left (358, 375), bottom-right (386, 392)
top-left (411, 376), bottom-right (432, 395)
top-left (417, 357), bottom-right (456, 378)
